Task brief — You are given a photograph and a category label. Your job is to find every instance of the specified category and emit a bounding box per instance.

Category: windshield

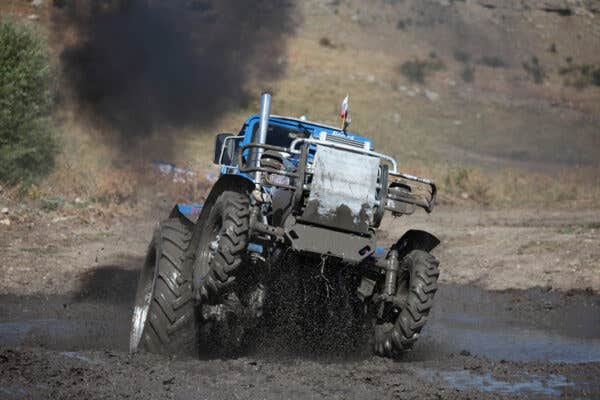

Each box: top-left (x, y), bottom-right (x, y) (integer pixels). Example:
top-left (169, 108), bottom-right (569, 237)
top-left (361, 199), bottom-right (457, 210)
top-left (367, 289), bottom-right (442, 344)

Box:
top-left (251, 123), bottom-right (310, 149)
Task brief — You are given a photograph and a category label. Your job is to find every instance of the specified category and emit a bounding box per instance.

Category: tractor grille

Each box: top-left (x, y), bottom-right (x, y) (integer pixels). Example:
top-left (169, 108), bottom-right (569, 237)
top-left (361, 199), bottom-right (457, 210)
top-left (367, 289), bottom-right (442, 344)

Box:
top-left (325, 133), bottom-right (368, 150)
top-left (303, 146), bottom-right (379, 234)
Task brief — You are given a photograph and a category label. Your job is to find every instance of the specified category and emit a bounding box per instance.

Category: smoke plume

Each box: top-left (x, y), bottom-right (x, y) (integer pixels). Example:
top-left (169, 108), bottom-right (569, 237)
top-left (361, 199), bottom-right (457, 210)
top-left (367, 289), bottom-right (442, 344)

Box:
top-left (55, 0), bottom-right (295, 154)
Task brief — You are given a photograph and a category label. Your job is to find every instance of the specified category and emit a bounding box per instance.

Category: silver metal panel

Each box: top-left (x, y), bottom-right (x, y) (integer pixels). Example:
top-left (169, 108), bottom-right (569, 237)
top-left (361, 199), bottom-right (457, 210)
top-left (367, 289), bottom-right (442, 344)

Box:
top-left (302, 146), bottom-right (379, 233)
top-left (289, 137), bottom-right (398, 172)
top-left (325, 133), bottom-right (367, 149)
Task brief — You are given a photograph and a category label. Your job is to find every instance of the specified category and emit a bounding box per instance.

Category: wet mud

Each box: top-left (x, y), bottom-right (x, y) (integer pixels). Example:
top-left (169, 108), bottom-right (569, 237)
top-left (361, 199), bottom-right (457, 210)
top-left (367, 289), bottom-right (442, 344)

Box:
top-left (1, 263), bottom-right (598, 399)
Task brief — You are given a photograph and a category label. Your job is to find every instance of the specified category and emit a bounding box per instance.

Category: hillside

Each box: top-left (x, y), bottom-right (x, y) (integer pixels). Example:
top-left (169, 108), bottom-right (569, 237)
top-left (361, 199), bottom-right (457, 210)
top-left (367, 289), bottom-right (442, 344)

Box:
top-left (278, 0), bottom-right (600, 168)
top-left (1, 0), bottom-right (599, 205)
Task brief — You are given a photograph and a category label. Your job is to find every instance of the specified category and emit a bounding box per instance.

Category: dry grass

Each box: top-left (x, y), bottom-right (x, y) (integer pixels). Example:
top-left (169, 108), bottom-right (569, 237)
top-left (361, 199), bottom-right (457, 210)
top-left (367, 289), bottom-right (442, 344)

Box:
top-left (3, 0), bottom-right (599, 212)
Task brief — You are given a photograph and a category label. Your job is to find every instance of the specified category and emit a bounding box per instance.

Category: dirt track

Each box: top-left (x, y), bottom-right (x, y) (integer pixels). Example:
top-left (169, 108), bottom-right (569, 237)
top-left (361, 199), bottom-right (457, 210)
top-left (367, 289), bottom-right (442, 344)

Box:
top-left (1, 205), bottom-right (599, 399)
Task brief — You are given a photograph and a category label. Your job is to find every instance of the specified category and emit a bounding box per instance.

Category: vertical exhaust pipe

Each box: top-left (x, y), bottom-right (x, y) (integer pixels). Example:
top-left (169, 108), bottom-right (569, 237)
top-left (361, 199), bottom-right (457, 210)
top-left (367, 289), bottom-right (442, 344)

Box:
top-left (251, 92), bottom-right (272, 181)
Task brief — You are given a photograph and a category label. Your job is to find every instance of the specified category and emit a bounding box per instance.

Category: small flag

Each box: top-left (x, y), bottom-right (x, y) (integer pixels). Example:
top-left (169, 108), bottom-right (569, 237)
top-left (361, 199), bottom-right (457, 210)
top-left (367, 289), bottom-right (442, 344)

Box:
top-left (340, 95), bottom-right (349, 119)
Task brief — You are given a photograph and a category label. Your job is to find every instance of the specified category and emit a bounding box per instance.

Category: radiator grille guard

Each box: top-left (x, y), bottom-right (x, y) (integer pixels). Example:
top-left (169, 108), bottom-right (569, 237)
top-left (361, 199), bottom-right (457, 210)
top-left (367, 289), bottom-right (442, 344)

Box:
top-left (300, 146), bottom-right (380, 234)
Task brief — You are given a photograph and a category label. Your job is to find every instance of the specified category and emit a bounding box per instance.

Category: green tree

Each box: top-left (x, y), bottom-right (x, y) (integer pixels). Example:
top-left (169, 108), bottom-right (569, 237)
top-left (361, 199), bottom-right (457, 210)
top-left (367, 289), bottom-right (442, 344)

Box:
top-left (0, 18), bottom-right (57, 185)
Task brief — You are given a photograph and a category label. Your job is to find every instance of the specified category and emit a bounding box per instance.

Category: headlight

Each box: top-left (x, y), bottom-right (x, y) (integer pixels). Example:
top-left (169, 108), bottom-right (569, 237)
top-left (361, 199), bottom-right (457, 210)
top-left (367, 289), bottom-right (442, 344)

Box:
top-left (269, 174), bottom-right (290, 186)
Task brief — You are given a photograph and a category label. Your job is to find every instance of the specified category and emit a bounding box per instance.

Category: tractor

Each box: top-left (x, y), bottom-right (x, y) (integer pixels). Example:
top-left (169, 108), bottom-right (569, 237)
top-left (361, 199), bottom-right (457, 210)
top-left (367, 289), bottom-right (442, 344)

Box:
top-left (130, 93), bottom-right (440, 358)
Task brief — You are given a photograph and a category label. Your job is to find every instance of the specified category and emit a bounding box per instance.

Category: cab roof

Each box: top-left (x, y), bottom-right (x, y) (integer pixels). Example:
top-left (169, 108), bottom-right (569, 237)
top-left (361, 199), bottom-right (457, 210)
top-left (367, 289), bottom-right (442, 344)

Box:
top-left (242, 114), bottom-right (372, 146)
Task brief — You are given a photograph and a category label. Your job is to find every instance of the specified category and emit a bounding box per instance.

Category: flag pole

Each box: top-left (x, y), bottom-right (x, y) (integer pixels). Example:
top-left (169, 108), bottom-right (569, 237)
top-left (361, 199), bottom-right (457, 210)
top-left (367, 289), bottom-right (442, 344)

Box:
top-left (340, 94), bottom-right (349, 131)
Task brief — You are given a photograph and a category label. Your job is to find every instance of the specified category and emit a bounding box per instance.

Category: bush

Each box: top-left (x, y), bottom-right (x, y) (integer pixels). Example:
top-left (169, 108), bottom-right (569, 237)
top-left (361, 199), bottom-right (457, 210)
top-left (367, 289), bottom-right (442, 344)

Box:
top-left (444, 167), bottom-right (491, 204)
top-left (478, 56), bottom-right (508, 68)
top-left (461, 65), bottom-right (475, 82)
top-left (559, 63), bottom-right (600, 89)
top-left (522, 56), bottom-right (546, 84)
top-left (396, 19), bottom-right (412, 30)
top-left (318, 37), bottom-right (336, 49)
top-left (453, 50), bottom-right (471, 64)
top-left (399, 58), bottom-right (445, 84)
top-left (0, 18), bottom-right (57, 186)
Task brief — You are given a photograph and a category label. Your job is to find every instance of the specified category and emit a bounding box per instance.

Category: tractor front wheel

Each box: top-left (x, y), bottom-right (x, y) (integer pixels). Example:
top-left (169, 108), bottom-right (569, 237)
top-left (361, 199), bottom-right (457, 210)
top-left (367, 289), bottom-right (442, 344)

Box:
top-left (192, 190), bottom-right (253, 356)
top-left (193, 190), bottom-right (250, 297)
top-left (373, 250), bottom-right (440, 357)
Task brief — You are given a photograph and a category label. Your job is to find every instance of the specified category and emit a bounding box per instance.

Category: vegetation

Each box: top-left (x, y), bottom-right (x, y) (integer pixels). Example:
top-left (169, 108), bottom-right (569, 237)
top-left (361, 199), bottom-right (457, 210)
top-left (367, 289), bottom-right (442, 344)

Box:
top-left (478, 56), bottom-right (508, 68)
top-left (318, 37), bottom-right (336, 49)
top-left (0, 18), bottom-right (57, 186)
top-left (453, 50), bottom-right (471, 64)
top-left (461, 65), bottom-right (475, 82)
top-left (396, 19), bottom-right (412, 30)
top-left (523, 56), bottom-right (546, 84)
top-left (399, 56), bottom-right (445, 84)
top-left (559, 64), bottom-right (600, 89)
top-left (443, 167), bottom-right (491, 205)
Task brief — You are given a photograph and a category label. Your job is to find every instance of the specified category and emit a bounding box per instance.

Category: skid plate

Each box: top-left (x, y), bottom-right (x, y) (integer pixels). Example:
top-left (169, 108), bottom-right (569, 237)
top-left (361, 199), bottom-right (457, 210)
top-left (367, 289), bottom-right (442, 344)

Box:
top-left (285, 221), bottom-right (375, 262)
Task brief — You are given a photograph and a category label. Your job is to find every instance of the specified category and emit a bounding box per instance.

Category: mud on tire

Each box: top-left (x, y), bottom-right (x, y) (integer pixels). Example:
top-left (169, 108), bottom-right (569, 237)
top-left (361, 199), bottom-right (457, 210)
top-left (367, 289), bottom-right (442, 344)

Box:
top-left (373, 250), bottom-right (440, 357)
top-left (195, 191), bottom-right (250, 296)
top-left (130, 217), bottom-right (197, 355)
top-left (191, 191), bottom-right (252, 356)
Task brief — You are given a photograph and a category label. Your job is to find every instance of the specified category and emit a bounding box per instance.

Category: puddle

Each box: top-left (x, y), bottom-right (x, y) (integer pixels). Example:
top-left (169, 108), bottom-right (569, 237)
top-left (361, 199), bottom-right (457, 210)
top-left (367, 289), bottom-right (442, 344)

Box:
top-left (417, 368), bottom-right (574, 396)
top-left (62, 351), bottom-right (105, 365)
top-left (0, 318), bottom-right (128, 351)
top-left (0, 285), bottom-right (599, 365)
top-left (0, 386), bottom-right (28, 400)
top-left (426, 313), bottom-right (600, 363)
top-left (422, 285), bottom-right (600, 363)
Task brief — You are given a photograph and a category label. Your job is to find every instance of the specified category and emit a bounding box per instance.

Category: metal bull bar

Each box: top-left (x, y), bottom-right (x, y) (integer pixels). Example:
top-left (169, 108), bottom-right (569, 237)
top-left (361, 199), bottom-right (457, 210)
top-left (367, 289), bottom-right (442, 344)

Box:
top-left (238, 139), bottom-right (437, 213)
top-left (388, 171), bottom-right (437, 213)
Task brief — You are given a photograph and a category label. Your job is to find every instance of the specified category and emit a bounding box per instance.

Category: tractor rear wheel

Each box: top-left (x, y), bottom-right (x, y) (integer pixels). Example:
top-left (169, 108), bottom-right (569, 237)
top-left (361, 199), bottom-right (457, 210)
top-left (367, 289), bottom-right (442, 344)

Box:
top-left (373, 250), bottom-right (440, 357)
top-left (129, 217), bottom-right (197, 355)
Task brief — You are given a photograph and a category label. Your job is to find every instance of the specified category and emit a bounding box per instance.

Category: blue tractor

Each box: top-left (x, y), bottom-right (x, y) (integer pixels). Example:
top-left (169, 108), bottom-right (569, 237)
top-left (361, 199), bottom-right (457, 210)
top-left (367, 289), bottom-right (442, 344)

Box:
top-left (130, 93), bottom-right (440, 358)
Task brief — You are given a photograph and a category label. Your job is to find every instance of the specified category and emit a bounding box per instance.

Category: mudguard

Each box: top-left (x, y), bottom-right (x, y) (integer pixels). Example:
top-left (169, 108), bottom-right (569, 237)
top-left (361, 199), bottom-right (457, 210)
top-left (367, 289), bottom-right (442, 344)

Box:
top-left (168, 174), bottom-right (254, 226)
top-left (391, 229), bottom-right (440, 258)
top-left (169, 203), bottom-right (204, 224)
top-left (197, 174), bottom-right (254, 221)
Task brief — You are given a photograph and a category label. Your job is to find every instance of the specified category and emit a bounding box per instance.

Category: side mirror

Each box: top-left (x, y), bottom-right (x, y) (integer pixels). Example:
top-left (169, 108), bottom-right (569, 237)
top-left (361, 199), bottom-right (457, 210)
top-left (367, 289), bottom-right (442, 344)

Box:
top-left (214, 133), bottom-right (236, 165)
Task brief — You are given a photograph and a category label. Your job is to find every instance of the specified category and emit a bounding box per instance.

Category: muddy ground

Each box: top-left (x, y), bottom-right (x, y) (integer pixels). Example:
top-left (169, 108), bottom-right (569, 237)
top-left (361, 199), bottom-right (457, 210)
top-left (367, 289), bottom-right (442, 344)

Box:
top-left (0, 205), bottom-right (599, 399)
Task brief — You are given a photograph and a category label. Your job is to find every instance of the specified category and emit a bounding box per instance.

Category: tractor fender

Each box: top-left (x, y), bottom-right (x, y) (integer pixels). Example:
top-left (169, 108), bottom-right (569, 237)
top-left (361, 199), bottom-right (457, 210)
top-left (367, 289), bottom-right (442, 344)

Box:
top-left (194, 174), bottom-right (254, 225)
top-left (167, 174), bottom-right (254, 226)
top-left (391, 229), bottom-right (440, 258)
top-left (169, 203), bottom-right (203, 225)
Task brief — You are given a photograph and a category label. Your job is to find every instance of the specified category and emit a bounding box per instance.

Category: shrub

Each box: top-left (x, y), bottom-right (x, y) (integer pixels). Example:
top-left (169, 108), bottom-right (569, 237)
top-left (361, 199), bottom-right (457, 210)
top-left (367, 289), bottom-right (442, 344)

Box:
top-left (444, 167), bottom-right (491, 204)
top-left (318, 37), bottom-right (336, 49)
top-left (396, 19), bottom-right (412, 30)
top-left (478, 56), bottom-right (508, 68)
top-left (399, 58), bottom-right (445, 84)
top-left (453, 50), bottom-right (471, 64)
top-left (559, 63), bottom-right (600, 89)
top-left (461, 65), bottom-right (475, 82)
top-left (0, 18), bottom-right (57, 186)
top-left (522, 56), bottom-right (546, 84)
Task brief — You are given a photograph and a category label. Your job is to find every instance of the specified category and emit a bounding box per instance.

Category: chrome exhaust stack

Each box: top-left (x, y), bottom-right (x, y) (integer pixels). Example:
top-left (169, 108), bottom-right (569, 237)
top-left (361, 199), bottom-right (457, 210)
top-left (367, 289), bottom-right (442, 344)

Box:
top-left (250, 92), bottom-right (272, 182)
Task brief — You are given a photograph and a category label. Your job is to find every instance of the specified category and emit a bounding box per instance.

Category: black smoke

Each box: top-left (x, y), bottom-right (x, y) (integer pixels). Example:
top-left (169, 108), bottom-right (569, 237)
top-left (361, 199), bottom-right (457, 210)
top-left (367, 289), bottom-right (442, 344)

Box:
top-left (55, 0), bottom-right (295, 152)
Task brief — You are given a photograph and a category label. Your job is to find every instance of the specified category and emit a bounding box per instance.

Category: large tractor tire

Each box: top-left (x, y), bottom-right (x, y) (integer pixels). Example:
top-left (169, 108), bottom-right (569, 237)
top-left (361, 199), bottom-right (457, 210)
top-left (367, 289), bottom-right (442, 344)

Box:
top-left (193, 191), bottom-right (250, 297)
top-left (129, 217), bottom-right (197, 355)
top-left (373, 250), bottom-right (440, 357)
top-left (191, 191), bottom-right (252, 355)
